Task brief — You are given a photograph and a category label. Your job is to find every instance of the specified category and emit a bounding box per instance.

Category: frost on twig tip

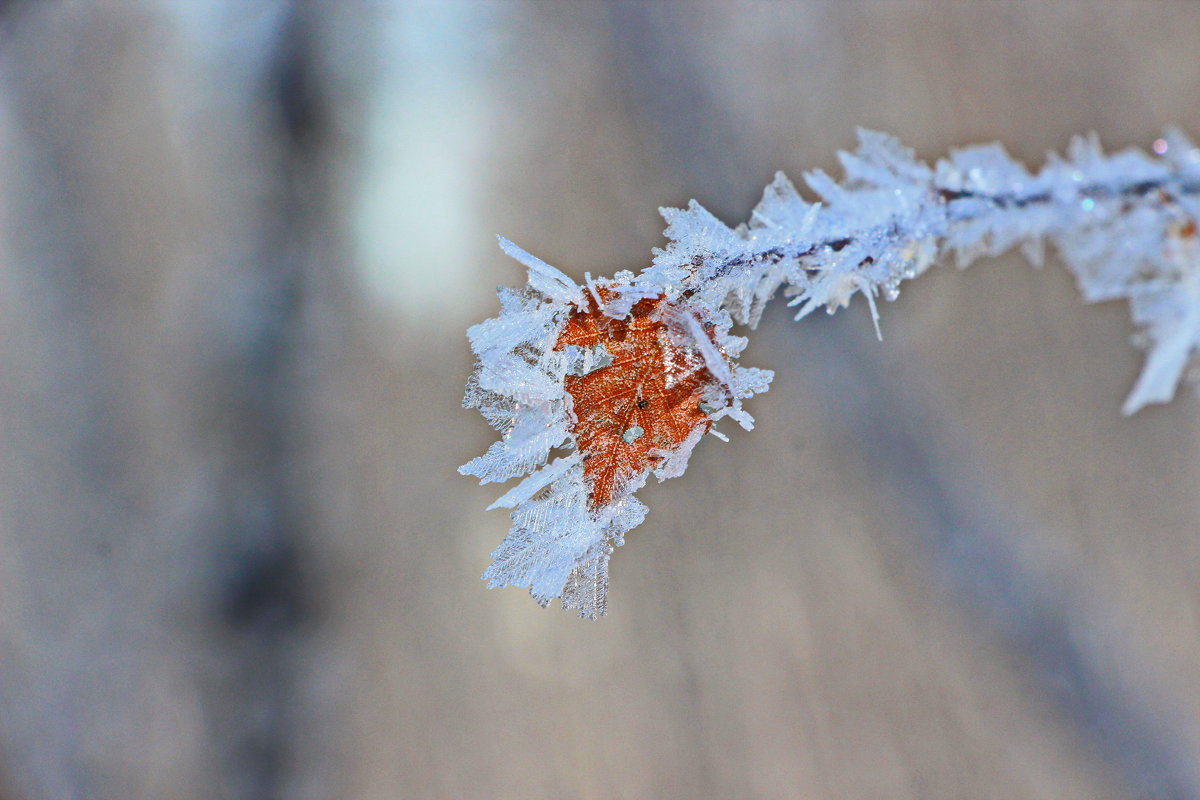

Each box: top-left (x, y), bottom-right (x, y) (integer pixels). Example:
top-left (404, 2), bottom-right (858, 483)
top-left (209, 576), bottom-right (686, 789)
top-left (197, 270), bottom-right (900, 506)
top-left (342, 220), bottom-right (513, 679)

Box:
top-left (465, 128), bottom-right (1200, 617)
top-left (463, 261), bottom-right (771, 617)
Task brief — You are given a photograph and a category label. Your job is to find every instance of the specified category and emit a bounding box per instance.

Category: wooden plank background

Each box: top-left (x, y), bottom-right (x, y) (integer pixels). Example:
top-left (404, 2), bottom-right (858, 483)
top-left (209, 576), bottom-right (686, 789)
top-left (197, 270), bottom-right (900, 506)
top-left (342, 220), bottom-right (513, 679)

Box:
top-left (0, 2), bottom-right (1198, 798)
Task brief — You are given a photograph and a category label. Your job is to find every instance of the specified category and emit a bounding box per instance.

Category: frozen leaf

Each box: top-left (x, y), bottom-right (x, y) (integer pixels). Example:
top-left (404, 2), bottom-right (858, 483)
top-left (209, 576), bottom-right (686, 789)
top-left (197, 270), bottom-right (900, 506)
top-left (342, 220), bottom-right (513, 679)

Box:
top-left (464, 250), bottom-right (770, 616)
top-left (465, 127), bottom-right (1200, 618)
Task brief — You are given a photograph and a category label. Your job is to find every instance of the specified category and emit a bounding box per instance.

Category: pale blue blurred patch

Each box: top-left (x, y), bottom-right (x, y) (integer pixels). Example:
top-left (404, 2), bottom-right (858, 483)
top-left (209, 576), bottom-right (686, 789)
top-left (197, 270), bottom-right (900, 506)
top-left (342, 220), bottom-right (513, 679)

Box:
top-left (352, 0), bottom-right (501, 327)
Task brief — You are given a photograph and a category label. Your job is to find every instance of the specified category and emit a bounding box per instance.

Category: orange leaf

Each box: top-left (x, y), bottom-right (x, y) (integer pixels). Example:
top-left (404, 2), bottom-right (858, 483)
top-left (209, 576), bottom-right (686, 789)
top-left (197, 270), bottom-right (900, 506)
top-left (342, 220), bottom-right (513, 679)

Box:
top-left (556, 295), bottom-right (715, 507)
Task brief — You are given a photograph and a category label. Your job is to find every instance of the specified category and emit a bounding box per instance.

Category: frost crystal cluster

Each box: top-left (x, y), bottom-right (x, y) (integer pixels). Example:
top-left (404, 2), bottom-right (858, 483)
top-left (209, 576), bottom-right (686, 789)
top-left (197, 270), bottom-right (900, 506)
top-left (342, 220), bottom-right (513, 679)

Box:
top-left (462, 129), bottom-right (1200, 618)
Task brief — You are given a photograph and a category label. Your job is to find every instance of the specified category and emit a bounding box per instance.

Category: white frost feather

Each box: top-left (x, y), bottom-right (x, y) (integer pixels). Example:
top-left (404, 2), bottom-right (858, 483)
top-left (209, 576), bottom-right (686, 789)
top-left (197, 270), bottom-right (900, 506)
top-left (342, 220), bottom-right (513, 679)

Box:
top-left (497, 235), bottom-right (585, 307)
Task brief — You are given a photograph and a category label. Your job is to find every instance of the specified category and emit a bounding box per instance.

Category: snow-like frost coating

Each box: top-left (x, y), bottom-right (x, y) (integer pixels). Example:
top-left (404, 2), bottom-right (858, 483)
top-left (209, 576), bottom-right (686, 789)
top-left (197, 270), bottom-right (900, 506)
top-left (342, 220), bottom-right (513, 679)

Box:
top-left (462, 254), bottom-right (772, 617)
top-left (464, 128), bottom-right (1200, 618)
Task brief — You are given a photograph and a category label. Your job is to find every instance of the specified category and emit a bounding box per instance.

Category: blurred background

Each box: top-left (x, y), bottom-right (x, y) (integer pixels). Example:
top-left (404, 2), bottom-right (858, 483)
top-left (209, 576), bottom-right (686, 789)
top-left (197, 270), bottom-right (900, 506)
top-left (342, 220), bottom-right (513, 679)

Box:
top-left (1, 1), bottom-right (1199, 798)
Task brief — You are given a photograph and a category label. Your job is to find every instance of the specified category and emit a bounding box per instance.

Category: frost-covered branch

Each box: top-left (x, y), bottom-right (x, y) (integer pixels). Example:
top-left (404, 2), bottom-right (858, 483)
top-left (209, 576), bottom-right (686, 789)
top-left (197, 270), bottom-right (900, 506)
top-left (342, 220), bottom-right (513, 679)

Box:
top-left (461, 129), bottom-right (1200, 618)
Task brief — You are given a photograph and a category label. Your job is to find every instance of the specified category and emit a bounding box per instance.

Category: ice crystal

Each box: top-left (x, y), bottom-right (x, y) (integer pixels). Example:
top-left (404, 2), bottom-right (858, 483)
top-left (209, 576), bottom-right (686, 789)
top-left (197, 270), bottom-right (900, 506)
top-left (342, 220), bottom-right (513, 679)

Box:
top-left (463, 129), bottom-right (1200, 617)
